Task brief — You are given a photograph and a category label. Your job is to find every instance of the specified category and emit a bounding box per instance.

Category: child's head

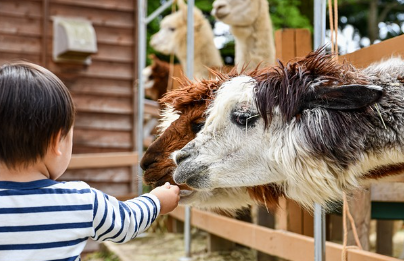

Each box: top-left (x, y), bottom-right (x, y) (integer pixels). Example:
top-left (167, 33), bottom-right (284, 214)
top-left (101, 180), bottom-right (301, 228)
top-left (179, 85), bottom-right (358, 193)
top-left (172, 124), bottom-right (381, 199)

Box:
top-left (0, 61), bottom-right (75, 169)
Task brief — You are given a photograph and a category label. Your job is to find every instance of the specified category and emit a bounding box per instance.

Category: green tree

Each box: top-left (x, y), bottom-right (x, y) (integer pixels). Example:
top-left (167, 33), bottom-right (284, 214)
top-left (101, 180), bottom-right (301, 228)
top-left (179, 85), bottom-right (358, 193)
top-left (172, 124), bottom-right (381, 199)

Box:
top-left (268, 0), bottom-right (312, 30)
top-left (145, 0), bottom-right (311, 65)
top-left (337, 0), bottom-right (404, 45)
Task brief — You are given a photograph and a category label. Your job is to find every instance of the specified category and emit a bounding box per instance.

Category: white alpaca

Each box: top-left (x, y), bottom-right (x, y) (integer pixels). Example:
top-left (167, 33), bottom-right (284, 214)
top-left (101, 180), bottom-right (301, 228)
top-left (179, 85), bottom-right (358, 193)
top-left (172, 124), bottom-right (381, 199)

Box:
top-left (211, 0), bottom-right (276, 71)
top-left (172, 50), bottom-right (404, 210)
top-left (150, 0), bottom-right (223, 80)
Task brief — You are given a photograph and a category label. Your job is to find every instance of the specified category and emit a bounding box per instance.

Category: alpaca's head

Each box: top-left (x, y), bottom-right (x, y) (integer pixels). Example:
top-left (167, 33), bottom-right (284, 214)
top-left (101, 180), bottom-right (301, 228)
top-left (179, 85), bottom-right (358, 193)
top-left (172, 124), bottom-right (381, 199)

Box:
top-left (172, 49), bottom-right (403, 209)
top-left (150, 11), bottom-right (185, 55)
top-left (150, 1), bottom-right (206, 56)
top-left (211, 0), bottom-right (261, 26)
top-left (141, 69), bottom-right (283, 211)
top-left (141, 76), bottom-right (255, 211)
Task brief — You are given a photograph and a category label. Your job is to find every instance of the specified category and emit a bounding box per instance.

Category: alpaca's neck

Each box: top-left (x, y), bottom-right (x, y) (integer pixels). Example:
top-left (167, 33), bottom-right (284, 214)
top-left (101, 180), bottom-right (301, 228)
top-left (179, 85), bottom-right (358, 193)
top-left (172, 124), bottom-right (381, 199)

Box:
top-left (176, 21), bottom-right (223, 79)
top-left (283, 146), bottom-right (404, 209)
top-left (230, 0), bottom-right (275, 71)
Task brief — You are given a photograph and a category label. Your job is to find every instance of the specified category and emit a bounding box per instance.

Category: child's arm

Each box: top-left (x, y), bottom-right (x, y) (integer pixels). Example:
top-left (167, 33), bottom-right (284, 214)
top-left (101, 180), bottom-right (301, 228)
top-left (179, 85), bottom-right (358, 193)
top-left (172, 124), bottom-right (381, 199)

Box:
top-left (90, 183), bottom-right (180, 243)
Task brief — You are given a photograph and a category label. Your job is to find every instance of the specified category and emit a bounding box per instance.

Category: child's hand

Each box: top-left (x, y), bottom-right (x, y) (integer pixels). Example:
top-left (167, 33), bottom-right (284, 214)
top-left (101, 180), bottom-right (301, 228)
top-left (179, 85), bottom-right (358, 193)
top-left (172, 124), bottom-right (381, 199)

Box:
top-left (150, 182), bottom-right (180, 215)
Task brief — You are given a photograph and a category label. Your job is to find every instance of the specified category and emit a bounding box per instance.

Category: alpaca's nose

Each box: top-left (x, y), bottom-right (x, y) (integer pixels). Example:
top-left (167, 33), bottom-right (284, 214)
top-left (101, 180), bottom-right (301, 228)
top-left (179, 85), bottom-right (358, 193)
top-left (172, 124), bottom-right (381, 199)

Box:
top-left (216, 4), bottom-right (226, 11)
top-left (174, 150), bottom-right (191, 166)
top-left (211, 4), bottom-right (224, 16)
top-left (140, 138), bottom-right (163, 171)
top-left (211, 1), bottom-right (228, 17)
top-left (140, 154), bottom-right (155, 171)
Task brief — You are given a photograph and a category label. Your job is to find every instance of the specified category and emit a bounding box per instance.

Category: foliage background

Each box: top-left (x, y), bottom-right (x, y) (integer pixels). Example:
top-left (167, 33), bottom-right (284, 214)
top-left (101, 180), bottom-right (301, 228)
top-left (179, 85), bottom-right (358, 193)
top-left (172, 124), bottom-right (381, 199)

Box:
top-left (145, 0), bottom-right (404, 65)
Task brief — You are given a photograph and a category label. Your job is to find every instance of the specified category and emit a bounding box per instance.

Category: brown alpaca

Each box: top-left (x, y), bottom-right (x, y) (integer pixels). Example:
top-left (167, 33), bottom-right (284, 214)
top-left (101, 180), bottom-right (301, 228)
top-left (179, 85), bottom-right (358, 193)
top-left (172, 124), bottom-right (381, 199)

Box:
top-left (140, 68), bottom-right (282, 212)
top-left (143, 55), bottom-right (182, 101)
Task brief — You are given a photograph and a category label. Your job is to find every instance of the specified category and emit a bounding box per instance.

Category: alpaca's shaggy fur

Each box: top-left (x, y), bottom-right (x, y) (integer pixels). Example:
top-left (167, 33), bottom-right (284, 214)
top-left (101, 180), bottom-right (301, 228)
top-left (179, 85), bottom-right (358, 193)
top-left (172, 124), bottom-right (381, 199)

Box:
top-left (140, 68), bottom-right (282, 212)
top-left (150, 0), bottom-right (223, 80)
top-left (211, 0), bottom-right (276, 71)
top-left (173, 49), bottom-right (404, 210)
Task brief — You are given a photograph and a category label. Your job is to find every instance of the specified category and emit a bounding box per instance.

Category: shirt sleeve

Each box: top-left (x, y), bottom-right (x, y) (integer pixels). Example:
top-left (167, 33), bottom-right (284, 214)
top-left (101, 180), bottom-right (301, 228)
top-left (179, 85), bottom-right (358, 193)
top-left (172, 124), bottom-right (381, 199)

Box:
top-left (90, 188), bottom-right (161, 243)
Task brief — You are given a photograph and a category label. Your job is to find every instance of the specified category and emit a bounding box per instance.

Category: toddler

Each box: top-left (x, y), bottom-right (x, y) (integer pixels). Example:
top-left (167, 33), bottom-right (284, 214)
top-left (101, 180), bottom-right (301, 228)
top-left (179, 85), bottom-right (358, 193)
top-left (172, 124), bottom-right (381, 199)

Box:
top-left (0, 61), bottom-right (180, 261)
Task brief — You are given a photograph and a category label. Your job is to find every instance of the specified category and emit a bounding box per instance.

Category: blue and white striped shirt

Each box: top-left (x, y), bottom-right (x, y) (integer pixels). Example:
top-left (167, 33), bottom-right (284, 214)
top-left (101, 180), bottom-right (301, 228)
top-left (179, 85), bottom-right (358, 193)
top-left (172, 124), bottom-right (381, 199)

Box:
top-left (0, 179), bottom-right (160, 261)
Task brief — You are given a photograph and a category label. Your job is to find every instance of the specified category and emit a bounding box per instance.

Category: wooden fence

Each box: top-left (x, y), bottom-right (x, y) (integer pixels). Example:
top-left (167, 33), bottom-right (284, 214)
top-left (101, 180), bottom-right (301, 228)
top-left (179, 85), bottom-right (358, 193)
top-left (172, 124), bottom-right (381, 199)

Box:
top-left (170, 205), bottom-right (399, 261)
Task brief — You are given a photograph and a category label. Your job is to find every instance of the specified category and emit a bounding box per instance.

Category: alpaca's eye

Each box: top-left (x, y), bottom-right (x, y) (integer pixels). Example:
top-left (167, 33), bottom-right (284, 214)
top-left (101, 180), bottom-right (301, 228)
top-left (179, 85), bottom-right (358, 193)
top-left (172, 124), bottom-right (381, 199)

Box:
top-left (168, 27), bottom-right (176, 32)
top-left (231, 110), bottom-right (259, 129)
top-left (191, 122), bottom-right (204, 133)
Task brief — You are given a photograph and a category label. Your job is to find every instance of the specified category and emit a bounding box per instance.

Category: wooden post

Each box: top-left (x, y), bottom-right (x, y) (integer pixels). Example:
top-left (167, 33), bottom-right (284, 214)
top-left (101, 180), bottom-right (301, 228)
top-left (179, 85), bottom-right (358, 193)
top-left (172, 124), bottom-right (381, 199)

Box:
top-left (376, 220), bottom-right (394, 256)
top-left (207, 209), bottom-right (252, 253)
top-left (165, 215), bottom-right (185, 233)
top-left (274, 28), bottom-right (314, 238)
top-left (207, 234), bottom-right (235, 252)
top-left (346, 187), bottom-right (371, 251)
top-left (328, 214), bottom-right (343, 242)
top-left (255, 206), bottom-right (277, 261)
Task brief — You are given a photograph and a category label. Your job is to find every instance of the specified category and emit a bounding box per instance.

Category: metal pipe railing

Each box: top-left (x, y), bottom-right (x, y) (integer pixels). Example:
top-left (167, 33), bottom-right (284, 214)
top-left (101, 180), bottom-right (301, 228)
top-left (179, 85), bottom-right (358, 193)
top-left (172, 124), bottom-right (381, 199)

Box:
top-left (313, 0), bottom-right (327, 260)
top-left (137, 1), bottom-right (195, 259)
top-left (181, 1), bottom-right (194, 260)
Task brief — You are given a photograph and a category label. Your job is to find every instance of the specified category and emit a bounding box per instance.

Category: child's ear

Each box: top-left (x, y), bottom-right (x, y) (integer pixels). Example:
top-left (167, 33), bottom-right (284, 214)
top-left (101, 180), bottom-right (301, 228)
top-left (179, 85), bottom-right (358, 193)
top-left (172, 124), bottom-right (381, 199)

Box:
top-left (52, 130), bottom-right (63, 156)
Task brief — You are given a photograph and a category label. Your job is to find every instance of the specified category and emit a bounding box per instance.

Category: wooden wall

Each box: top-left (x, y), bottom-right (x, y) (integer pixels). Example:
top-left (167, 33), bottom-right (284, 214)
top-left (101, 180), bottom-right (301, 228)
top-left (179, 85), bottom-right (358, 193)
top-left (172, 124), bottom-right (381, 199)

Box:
top-left (0, 0), bottom-right (139, 197)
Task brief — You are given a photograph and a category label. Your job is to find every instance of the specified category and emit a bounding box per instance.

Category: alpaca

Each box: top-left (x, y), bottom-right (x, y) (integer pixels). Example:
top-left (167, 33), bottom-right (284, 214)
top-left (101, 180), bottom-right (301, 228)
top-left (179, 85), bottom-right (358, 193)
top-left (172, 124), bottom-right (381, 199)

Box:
top-left (150, 0), bottom-right (223, 80)
top-left (140, 69), bottom-right (282, 212)
top-left (172, 48), bottom-right (404, 210)
top-left (143, 54), bottom-right (182, 101)
top-left (211, 0), bottom-right (276, 71)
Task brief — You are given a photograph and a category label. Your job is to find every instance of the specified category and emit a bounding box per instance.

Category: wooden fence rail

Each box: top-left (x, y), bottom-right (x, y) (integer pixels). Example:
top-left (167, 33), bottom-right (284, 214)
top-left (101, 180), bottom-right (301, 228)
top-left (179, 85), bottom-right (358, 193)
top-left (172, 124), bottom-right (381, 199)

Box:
top-left (169, 206), bottom-right (399, 261)
top-left (68, 152), bottom-right (138, 169)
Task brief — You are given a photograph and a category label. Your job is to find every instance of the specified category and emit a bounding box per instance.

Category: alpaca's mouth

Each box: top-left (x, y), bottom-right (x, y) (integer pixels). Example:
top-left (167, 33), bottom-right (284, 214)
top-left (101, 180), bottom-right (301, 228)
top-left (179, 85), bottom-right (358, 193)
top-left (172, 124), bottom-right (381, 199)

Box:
top-left (215, 12), bottom-right (229, 20)
top-left (180, 190), bottom-right (193, 197)
top-left (178, 190), bottom-right (196, 205)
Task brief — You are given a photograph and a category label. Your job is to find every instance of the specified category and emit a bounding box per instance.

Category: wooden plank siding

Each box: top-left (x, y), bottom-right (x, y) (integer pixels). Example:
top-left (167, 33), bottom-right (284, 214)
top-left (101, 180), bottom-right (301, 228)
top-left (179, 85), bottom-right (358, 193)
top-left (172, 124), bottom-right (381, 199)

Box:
top-left (0, 0), bottom-right (146, 197)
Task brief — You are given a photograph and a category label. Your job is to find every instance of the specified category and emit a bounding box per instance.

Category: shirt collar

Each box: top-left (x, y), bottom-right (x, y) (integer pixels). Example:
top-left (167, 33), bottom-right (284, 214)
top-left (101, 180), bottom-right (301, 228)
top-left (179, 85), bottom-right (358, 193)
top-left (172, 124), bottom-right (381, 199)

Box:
top-left (0, 179), bottom-right (59, 189)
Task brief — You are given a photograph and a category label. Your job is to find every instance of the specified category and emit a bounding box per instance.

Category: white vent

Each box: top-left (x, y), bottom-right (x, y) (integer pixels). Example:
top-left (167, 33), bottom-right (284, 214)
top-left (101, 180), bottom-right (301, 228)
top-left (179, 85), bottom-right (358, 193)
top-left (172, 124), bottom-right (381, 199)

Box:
top-left (53, 17), bottom-right (97, 65)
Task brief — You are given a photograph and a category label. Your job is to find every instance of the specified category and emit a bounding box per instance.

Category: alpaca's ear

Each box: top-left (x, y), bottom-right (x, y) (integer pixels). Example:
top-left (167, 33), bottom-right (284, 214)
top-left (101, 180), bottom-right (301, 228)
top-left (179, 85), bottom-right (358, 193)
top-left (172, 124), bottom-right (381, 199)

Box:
top-left (302, 84), bottom-right (383, 110)
top-left (178, 0), bottom-right (203, 28)
top-left (177, 0), bottom-right (187, 11)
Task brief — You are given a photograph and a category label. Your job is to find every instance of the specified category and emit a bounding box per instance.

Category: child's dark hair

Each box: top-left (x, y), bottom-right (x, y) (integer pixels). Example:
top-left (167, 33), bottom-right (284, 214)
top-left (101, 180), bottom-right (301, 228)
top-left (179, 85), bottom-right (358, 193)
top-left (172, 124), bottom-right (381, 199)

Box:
top-left (0, 61), bottom-right (75, 168)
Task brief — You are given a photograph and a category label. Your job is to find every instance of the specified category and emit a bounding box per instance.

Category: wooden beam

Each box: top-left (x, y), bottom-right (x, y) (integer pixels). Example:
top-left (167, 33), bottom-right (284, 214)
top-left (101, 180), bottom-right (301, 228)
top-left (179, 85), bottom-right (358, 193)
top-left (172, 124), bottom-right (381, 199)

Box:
top-left (273, 29), bottom-right (314, 238)
top-left (51, 0), bottom-right (134, 11)
top-left (169, 206), bottom-right (399, 261)
top-left (371, 183), bottom-right (404, 202)
top-left (339, 34), bottom-right (404, 68)
top-left (68, 152), bottom-right (138, 169)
